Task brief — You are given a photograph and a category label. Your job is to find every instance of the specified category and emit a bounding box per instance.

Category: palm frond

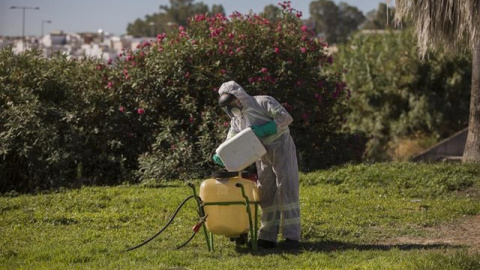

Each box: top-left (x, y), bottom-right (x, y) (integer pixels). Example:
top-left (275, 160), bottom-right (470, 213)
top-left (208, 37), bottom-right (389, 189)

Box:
top-left (394, 0), bottom-right (480, 57)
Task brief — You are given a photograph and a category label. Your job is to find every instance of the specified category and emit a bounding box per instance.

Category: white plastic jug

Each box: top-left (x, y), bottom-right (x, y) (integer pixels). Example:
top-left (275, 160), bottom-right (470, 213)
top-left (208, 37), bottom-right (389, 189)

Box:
top-left (215, 127), bottom-right (266, 172)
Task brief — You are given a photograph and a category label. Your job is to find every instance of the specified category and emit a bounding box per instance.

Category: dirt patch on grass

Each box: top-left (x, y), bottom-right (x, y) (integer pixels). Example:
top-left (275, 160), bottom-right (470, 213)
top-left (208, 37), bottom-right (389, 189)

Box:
top-left (381, 214), bottom-right (480, 253)
top-left (380, 186), bottom-right (480, 253)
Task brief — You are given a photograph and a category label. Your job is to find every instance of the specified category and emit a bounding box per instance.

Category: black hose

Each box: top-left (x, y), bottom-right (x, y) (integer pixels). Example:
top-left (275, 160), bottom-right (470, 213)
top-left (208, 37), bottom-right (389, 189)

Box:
top-left (175, 231), bottom-right (197, 249)
top-left (126, 195), bottom-right (199, 251)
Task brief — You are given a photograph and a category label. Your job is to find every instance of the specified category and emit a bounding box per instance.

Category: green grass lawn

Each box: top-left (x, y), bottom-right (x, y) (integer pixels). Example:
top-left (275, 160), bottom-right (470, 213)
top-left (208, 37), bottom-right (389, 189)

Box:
top-left (1, 162), bottom-right (480, 269)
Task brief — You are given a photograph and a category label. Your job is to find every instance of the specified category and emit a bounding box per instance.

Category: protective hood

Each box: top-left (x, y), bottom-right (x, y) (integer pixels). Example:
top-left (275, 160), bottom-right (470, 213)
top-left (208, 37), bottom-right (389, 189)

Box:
top-left (218, 80), bottom-right (293, 143)
top-left (218, 81), bottom-right (251, 105)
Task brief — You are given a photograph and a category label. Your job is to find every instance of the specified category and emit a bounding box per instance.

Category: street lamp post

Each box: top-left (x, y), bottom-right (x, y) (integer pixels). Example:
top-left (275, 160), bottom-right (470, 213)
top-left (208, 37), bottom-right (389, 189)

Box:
top-left (149, 22), bottom-right (155, 37)
top-left (10, 6), bottom-right (40, 40)
top-left (42, 20), bottom-right (52, 36)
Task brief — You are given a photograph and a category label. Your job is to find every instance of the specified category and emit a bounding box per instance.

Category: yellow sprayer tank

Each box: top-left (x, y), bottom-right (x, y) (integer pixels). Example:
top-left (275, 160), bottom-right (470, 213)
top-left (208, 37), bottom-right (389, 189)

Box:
top-left (199, 171), bottom-right (259, 238)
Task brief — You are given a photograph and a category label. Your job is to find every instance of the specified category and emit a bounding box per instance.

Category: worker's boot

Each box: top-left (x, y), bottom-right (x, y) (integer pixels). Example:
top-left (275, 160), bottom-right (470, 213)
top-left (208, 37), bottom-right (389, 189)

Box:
top-left (281, 238), bottom-right (300, 250)
top-left (257, 239), bottom-right (277, 249)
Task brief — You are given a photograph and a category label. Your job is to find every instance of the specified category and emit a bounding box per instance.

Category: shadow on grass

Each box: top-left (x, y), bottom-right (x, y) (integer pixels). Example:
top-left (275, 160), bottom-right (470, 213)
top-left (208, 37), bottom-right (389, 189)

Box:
top-left (235, 240), bottom-right (462, 256)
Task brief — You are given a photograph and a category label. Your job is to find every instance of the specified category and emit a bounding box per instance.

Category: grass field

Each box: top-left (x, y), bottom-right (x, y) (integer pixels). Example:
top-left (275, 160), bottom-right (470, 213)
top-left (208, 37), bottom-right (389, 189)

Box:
top-left (1, 162), bottom-right (480, 269)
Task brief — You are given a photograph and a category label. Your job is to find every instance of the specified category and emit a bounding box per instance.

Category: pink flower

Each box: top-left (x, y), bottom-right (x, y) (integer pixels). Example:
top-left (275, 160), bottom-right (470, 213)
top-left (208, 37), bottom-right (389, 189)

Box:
top-left (194, 14), bottom-right (206, 21)
top-left (296, 11), bottom-right (302, 18)
top-left (336, 82), bottom-right (347, 91)
top-left (157, 33), bottom-right (166, 42)
top-left (107, 59), bottom-right (113, 65)
top-left (260, 67), bottom-right (268, 74)
top-left (317, 80), bottom-right (324, 88)
top-left (264, 75), bottom-right (277, 85)
top-left (178, 27), bottom-right (188, 38)
top-left (332, 90), bottom-right (340, 99)
top-left (248, 77), bottom-right (255, 83)
top-left (137, 108), bottom-right (145, 115)
top-left (301, 25), bottom-right (308, 32)
top-left (279, 1), bottom-right (291, 9)
top-left (327, 56), bottom-right (334, 64)
top-left (184, 72), bottom-right (190, 78)
top-left (283, 103), bottom-right (293, 112)
top-left (189, 116), bottom-right (194, 123)
top-left (300, 47), bottom-right (307, 53)
top-left (274, 47), bottom-right (280, 54)
top-left (107, 82), bottom-right (113, 88)
top-left (229, 11), bottom-right (242, 19)
top-left (119, 106), bottom-right (125, 112)
top-left (302, 113), bottom-right (308, 121)
top-left (219, 69), bottom-right (226, 75)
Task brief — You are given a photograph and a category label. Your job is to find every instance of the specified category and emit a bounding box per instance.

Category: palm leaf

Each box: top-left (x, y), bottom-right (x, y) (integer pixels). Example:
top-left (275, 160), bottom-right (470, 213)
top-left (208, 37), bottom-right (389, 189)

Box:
top-left (395, 0), bottom-right (480, 57)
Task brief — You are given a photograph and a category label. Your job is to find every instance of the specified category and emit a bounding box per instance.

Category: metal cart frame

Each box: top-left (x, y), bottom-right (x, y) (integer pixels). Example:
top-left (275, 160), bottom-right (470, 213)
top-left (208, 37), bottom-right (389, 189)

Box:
top-left (189, 183), bottom-right (259, 251)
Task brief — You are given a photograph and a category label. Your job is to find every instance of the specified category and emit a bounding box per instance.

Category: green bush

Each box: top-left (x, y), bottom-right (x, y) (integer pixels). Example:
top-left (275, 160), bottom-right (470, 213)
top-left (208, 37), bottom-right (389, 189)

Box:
top-left (0, 3), bottom-right (359, 191)
top-left (0, 49), bottom-right (150, 192)
top-left (0, 50), bottom-right (80, 191)
top-left (108, 5), bottom-right (357, 180)
top-left (335, 29), bottom-right (471, 161)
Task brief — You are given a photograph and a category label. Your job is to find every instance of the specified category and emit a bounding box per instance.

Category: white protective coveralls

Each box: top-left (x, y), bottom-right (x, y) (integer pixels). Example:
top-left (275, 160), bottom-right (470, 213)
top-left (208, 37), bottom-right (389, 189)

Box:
top-left (218, 81), bottom-right (301, 242)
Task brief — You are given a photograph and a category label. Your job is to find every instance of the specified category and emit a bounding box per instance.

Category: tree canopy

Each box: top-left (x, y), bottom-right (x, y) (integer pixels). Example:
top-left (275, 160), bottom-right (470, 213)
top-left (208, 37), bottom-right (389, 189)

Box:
top-left (127, 0), bottom-right (390, 43)
top-left (395, 0), bottom-right (480, 162)
top-left (127, 0), bottom-right (225, 37)
top-left (309, 0), bottom-right (365, 44)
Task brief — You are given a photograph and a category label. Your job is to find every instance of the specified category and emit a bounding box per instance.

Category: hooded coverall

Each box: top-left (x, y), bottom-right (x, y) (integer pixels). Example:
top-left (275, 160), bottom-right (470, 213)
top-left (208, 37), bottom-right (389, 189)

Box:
top-left (218, 81), bottom-right (301, 242)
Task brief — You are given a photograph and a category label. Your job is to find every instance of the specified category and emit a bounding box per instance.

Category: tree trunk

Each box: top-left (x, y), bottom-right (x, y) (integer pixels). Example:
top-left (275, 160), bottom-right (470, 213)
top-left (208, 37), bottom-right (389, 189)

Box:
top-left (463, 34), bottom-right (480, 162)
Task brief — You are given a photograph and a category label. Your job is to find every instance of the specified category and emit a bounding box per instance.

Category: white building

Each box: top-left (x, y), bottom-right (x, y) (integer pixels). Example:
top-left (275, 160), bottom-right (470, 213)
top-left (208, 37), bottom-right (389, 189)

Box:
top-left (0, 30), bottom-right (157, 62)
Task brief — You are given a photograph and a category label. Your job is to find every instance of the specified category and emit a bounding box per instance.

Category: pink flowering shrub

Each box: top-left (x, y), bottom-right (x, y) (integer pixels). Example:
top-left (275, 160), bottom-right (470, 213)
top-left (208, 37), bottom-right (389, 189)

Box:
top-left (100, 2), bottom-right (356, 180)
top-left (0, 3), bottom-right (359, 190)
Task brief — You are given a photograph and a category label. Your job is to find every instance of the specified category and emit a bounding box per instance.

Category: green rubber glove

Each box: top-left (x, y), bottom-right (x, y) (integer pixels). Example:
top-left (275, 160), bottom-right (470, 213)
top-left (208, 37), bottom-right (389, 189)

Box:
top-left (212, 154), bottom-right (224, 166)
top-left (251, 120), bottom-right (277, 137)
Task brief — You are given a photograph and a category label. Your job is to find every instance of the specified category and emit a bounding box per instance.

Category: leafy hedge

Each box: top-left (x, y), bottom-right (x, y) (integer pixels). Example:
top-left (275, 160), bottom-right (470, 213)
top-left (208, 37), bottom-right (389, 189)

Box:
top-left (0, 4), bottom-right (358, 192)
top-left (0, 49), bottom-right (147, 192)
top-left (335, 29), bottom-right (471, 160)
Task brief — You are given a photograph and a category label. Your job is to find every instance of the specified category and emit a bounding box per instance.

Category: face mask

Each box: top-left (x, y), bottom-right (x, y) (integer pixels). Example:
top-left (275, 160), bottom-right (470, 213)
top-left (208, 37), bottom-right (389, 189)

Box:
top-left (222, 105), bottom-right (242, 118)
top-left (230, 106), bottom-right (241, 116)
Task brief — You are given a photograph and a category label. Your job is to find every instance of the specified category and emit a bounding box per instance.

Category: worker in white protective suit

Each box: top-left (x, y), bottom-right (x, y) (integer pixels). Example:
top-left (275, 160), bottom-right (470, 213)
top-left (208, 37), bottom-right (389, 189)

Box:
top-left (213, 81), bottom-right (301, 250)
